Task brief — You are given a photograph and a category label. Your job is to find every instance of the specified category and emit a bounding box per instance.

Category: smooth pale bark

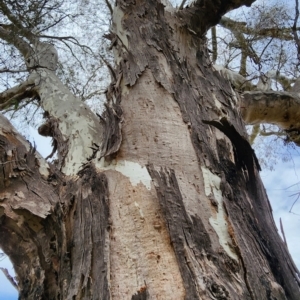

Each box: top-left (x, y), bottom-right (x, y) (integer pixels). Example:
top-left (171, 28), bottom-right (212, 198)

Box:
top-left (242, 91), bottom-right (300, 129)
top-left (29, 68), bottom-right (104, 174)
top-left (215, 65), bottom-right (300, 145)
top-left (242, 91), bottom-right (300, 145)
top-left (0, 0), bottom-right (300, 299)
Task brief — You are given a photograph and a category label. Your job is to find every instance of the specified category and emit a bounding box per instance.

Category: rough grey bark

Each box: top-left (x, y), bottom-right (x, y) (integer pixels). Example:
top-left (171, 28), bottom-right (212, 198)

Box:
top-left (0, 0), bottom-right (300, 299)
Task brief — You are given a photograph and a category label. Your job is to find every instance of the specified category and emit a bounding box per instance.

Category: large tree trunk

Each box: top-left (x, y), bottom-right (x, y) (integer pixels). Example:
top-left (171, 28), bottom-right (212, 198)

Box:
top-left (0, 0), bottom-right (300, 299)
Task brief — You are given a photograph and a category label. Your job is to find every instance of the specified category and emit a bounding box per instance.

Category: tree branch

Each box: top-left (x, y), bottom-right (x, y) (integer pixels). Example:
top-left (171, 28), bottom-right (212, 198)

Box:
top-left (0, 268), bottom-right (18, 290)
top-left (292, 0), bottom-right (300, 64)
top-left (214, 65), bottom-right (254, 90)
top-left (220, 17), bottom-right (260, 66)
top-left (0, 26), bottom-right (33, 60)
top-left (249, 124), bottom-right (260, 144)
top-left (280, 218), bottom-right (288, 249)
top-left (259, 130), bottom-right (285, 137)
top-left (0, 1), bottom-right (37, 44)
top-left (242, 90), bottom-right (300, 130)
top-left (36, 15), bottom-right (68, 34)
top-left (211, 26), bottom-right (217, 63)
top-left (177, 0), bottom-right (256, 36)
top-left (0, 68), bottom-right (28, 73)
top-left (104, 0), bottom-right (113, 15)
top-left (0, 78), bottom-right (36, 109)
top-left (39, 34), bottom-right (94, 54)
top-left (220, 16), bottom-right (297, 42)
top-left (179, 0), bottom-right (188, 10)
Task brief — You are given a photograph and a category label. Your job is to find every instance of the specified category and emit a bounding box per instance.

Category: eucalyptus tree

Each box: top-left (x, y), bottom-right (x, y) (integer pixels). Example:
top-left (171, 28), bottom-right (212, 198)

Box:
top-left (0, 0), bottom-right (300, 299)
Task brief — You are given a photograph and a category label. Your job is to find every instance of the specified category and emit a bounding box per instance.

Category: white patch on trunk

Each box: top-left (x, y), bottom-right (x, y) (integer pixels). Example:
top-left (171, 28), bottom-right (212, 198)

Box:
top-left (35, 152), bottom-right (50, 178)
top-left (161, 0), bottom-right (175, 12)
top-left (98, 159), bottom-right (152, 190)
top-left (134, 201), bottom-right (145, 219)
top-left (201, 166), bottom-right (238, 261)
top-left (212, 93), bottom-right (222, 110)
top-left (112, 6), bottom-right (129, 64)
top-left (113, 7), bottom-right (128, 47)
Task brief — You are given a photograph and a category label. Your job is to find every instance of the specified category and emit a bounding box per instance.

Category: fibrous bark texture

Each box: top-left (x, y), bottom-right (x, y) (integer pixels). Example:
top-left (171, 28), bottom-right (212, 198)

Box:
top-left (104, 0), bottom-right (300, 299)
top-left (0, 0), bottom-right (300, 299)
top-left (0, 115), bottom-right (111, 299)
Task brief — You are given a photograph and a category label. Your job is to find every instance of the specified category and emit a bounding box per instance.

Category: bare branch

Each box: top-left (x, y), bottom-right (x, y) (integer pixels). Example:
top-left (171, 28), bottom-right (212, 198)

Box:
top-left (0, 2), bottom-right (37, 44)
top-left (249, 124), bottom-right (260, 144)
top-left (259, 130), bottom-right (285, 137)
top-left (0, 68), bottom-right (28, 73)
top-left (220, 17), bottom-right (260, 66)
top-left (0, 268), bottom-right (18, 290)
top-left (221, 16), bottom-right (298, 41)
top-left (214, 65), bottom-right (254, 90)
top-left (36, 15), bottom-right (68, 34)
top-left (280, 218), bottom-right (288, 249)
top-left (239, 51), bottom-right (247, 77)
top-left (211, 26), bottom-right (217, 63)
top-left (292, 0), bottom-right (300, 64)
top-left (2, 97), bottom-right (38, 115)
top-left (179, 0), bottom-right (188, 10)
top-left (104, 0), bottom-right (113, 15)
top-left (242, 90), bottom-right (300, 130)
top-left (0, 78), bottom-right (36, 109)
top-left (39, 34), bottom-right (94, 54)
top-left (0, 26), bottom-right (33, 60)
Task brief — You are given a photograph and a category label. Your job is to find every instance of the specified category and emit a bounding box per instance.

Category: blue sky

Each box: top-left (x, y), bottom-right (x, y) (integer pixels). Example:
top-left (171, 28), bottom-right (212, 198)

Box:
top-left (261, 156), bottom-right (300, 269)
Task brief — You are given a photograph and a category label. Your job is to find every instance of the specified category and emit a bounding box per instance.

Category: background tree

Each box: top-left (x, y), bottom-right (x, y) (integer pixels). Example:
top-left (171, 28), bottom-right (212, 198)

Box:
top-left (210, 0), bottom-right (300, 169)
top-left (0, 0), bottom-right (300, 299)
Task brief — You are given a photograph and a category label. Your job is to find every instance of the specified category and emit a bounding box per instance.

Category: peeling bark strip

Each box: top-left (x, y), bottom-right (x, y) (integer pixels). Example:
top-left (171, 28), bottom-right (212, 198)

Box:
top-left (100, 103), bottom-right (122, 158)
top-left (0, 164), bottom-right (111, 299)
top-left (147, 165), bottom-right (234, 299)
top-left (62, 165), bottom-right (110, 300)
top-left (0, 115), bottom-right (110, 299)
top-left (0, 114), bottom-right (57, 298)
top-left (100, 69), bottom-right (123, 158)
top-left (38, 113), bottom-right (69, 164)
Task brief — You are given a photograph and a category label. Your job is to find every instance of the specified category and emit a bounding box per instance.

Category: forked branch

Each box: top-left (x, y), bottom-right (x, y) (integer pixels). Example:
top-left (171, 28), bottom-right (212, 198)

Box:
top-left (0, 78), bottom-right (36, 109)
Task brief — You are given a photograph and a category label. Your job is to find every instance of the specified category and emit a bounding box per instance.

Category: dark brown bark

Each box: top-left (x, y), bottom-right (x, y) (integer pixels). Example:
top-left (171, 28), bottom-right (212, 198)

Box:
top-left (0, 118), bottom-right (110, 299)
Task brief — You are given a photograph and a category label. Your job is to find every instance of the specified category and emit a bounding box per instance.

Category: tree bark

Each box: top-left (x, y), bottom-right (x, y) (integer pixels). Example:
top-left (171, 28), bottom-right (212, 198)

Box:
top-left (0, 0), bottom-right (300, 299)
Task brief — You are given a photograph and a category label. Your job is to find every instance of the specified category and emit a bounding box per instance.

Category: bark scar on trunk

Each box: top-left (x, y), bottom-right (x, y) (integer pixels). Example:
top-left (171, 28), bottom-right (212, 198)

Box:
top-left (203, 117), bottom-right (261, 174)
top-left (147, 164), bottom-right (236, 299)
